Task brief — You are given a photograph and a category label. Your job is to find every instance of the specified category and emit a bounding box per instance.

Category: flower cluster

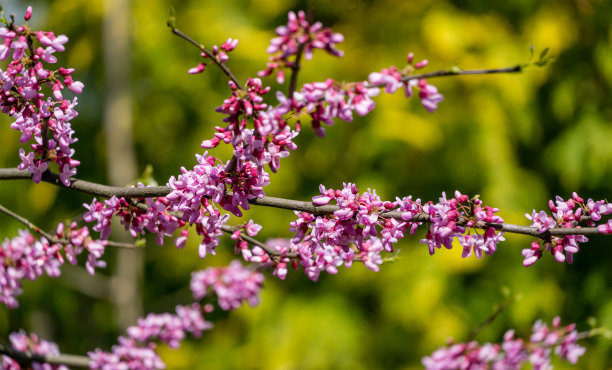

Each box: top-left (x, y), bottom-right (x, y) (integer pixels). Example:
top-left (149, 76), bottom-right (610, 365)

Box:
top-left (245, 237), bottom-right (384, 282)
top-left (258, 10), bottom-right (344, 83)
top-left (2, 7), bottom-right (83, 185)
top-left (0, 224), bottom-right (106, 309)
top-left (419, 191), bottom-right (505, 259)
top-left (422, 316), bottom-right (585, 369)
top-left (368, 52), bottom-right (444, 113)
top-left (287, 185), bottom-right (505, 281)
top-left (286, 79), bottom-right (378, 137)
top-left (190, 260), bottom-right (264, 311)
top-left (523, 192), bottom-right (612, 266)
top-left (88, 303), bottom-right (213, 369)
top-left (188, 37), bottom-right (238, 74)
top-left (83, 190), bottom-right (185, 246)
top-left (1, 329), bottom-right (67, 370)
top-left (166, 152), bottom-right (265, 256)
top-left (204, 76), bottom-right (299, 175)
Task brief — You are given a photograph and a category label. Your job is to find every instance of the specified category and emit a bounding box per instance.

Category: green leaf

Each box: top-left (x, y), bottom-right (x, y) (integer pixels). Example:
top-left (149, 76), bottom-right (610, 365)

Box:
top-left (448, 65), bottom-right (462, 74)
top-left (539, 47), bottom-right (550, 61)
top-left (131, 164), bottom-right (158, 186)
top-left (167, 6), bottom-right (176, 29)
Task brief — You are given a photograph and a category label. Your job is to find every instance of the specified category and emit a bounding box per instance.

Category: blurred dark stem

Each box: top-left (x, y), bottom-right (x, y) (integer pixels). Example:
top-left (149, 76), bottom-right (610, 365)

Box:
top-left (0, 342), bottom-right (90, 368)
top-left (466, 298), bottom-right (512, 342)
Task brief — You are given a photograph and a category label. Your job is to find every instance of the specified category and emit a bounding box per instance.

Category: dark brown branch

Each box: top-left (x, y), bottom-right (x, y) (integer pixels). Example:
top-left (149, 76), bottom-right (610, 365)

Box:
top-left (0, 167), bottom-right (606, 239)
top-left (287, 42), bottom-right (305, 98)
top-left (0, 168), bottom-right (170, 198)
top-left (0, 342), bottom-right (90, 368)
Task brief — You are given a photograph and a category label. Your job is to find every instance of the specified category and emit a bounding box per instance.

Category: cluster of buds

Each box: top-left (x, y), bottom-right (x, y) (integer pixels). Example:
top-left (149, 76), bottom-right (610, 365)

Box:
top-left (188, 37), bottom-right (239, 74)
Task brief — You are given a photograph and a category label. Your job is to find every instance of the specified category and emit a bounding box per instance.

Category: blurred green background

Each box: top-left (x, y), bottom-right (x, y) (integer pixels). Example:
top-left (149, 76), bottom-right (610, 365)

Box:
top-left (1, 0), bottom-right (612, 368)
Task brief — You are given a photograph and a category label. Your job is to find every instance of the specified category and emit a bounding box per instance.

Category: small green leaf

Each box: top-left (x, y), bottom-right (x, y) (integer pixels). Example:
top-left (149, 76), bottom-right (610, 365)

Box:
top-left (137, 164), bottom-right (158, 186)
top-left (587, 316), bottom-right (597, 328)
top-left (135, 238), bottom-right (146, 248)
top-left (448, 65), bottom-right (462, 74)
top-left (500, 286), bottom-right (511, 298)
top-left (539, 47), bottom-right (550, 62)
top-left (167, 7), bottom-right (176, 29)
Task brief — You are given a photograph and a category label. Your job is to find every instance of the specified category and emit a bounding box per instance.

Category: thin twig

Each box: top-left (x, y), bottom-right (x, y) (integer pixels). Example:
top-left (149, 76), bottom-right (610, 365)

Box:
top-left (466, 299), bottom-right (512, 342)
top-left (0, 203), bottom-right (59, 242)
top-left (365, 65), bottom-right (523, 90)
top-left (287, 43), bottom-right (305, 98)
top-left (0, 201), bottom-right (138, 249)
top-left (219, 224), bottom-right (297, 260)
top-left (168, 25), bottom-right (246, 173)
top-left (169, 27), bottom-right (243, 90)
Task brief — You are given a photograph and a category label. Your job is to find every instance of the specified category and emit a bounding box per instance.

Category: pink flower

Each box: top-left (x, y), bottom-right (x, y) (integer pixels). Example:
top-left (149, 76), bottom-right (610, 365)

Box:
top-left (188, 62), bottom-right (206, 74)
top-left (24, 6), bottom-right (33, 21)
top-left (190, 260), bottom-right (264, 310)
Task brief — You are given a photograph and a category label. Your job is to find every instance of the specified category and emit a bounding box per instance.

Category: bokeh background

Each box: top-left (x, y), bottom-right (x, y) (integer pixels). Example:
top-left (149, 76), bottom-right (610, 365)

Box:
top-left (1, 0), bottom-right (612, 368)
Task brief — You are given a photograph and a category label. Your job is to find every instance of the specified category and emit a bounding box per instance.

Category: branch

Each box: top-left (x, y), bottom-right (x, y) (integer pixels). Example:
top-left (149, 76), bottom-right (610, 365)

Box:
top-left (0, 168), bottom-right (170, 198)
top-left (0, 342), bottom-right (90, 368)
top-left (403, 65), bottom-right (523, 81)
top-left (0, 168), bottom-right (605, 239)
top-left (168, 26), bottom-right (243, 90)
top-left (466, 298), bottom-right (512, 342)
top-left (287, 42), bottom-right (305, 98)
top-left (0, 203), bottom-right (58, 242)
top-left (365, 65), bottom-right (523, 90)
top-left (220, 224), bottom-right (297, 260)
top-left (0, 200), bottom-right (137, 249)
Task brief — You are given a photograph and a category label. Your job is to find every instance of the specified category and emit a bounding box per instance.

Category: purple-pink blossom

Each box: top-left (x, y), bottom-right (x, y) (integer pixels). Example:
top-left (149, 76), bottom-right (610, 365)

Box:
top-left (2, 12), bottom-right (83, 185)
top-left (259, 10), bottom-right (344, 81)
top-left (367, 54), bottom-right (444, 112)
top-left (524, 193), bottom-right (612, 266)
top-left (1, 330), bottom-right (67, 369)
top-left (190, 260), bottom-right (264, 310)
top-left (89, 303), bottom-right (213, 369)
top-left (422, 317), bottom-right (585, 369)
top-left (0, 224), bottom-right (108, 309)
